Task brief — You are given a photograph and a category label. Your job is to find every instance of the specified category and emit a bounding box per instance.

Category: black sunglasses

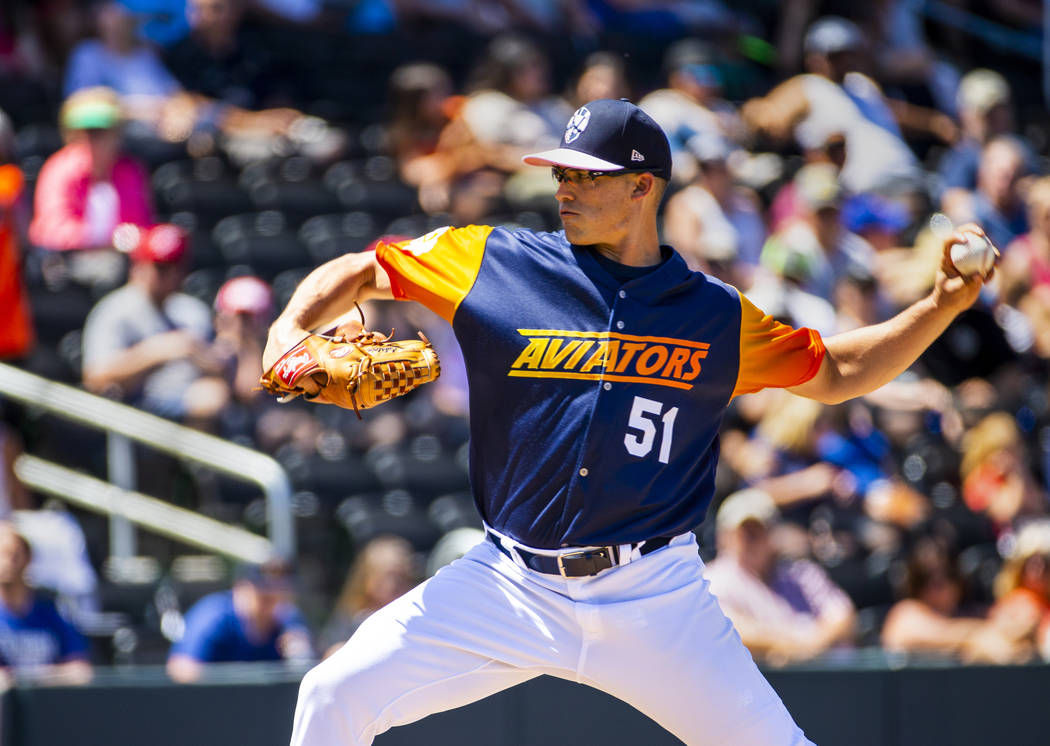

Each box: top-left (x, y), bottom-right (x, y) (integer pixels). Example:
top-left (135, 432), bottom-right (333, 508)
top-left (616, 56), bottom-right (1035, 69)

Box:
top-left (551, 166), bottom-right (650, 185)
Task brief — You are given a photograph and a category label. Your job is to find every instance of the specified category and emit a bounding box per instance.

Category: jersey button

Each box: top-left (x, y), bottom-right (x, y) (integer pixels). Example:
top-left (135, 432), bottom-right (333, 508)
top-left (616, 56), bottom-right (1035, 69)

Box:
top-left (618, 290), bottom-right (627, 299)
top-left (616, 320), bottom-right (625, 330)
top-left (603, 382), bottom-right (611, 391)
top-left (579, 467), bottom-right (589, 477)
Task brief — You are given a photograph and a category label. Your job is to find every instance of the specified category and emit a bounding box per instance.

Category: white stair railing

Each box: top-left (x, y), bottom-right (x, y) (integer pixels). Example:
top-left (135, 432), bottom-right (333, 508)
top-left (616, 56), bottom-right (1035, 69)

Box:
top-left (0, 363), bottom-right (294, 559)
top-left (15, 454), bottom-right (274, 563)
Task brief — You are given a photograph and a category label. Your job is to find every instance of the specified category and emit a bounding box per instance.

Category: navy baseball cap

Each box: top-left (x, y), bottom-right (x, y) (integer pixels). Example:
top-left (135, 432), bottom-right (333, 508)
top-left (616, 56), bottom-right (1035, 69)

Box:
top-left (522, 99), bottom-right (672, 179)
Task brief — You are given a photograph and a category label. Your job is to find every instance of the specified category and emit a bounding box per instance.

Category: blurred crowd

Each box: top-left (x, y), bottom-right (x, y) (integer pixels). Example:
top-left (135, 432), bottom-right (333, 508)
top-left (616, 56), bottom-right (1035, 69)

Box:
top-left (1, 0), bottom-right (1050, 682)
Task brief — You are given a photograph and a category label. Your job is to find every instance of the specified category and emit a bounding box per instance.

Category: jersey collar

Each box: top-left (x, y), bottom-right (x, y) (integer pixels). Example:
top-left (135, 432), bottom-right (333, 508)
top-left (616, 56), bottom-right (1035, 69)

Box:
top-left (571, 242), bottom-right (697, 305)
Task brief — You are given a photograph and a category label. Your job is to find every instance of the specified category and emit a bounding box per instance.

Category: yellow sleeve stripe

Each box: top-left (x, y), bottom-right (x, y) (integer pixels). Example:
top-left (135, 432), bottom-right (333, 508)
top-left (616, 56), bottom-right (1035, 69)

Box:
top-left (516, 329), bottom-right (711, 350)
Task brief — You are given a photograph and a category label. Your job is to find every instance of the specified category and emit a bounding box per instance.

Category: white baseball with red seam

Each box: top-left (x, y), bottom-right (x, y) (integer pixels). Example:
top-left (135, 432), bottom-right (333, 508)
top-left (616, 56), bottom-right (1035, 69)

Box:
top-left (949, 233), bottom-right (996, 276)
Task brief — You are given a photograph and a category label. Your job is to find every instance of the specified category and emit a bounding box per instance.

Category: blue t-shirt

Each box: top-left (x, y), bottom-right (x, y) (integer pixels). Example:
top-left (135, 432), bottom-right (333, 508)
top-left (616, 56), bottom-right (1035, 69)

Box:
top-left (938, 136), bottom-right (1040, 193)
top-left (64, 40), bottom-right (181, 98)
top-left (170, 591), bottom-right (308, 663)
top-left (973, 192), bottom-right (1029, 250)
top-left (0, 595), bottom-right (88, 669)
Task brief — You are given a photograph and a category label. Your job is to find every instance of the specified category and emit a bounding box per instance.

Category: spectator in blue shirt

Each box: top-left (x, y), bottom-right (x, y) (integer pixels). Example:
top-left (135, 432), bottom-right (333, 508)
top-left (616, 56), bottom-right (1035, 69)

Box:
top-left (971, 137), bottom-right (1030, 250)
top-left (938, 69), bottom-right (1038, 221)
top-left (65, 2), bottom-right (183, 102)
top-left (67, 1), bottom-right (343, 165)
top-left (167, 557), bottom-right (312, 682)
top-left (0, 523), bottom-right (91, 684)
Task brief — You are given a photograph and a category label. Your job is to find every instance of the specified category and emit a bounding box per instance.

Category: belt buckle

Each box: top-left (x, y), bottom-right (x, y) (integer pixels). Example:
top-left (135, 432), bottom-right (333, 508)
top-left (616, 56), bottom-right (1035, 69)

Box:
top-left (557, 547), bottom-right (609, 578)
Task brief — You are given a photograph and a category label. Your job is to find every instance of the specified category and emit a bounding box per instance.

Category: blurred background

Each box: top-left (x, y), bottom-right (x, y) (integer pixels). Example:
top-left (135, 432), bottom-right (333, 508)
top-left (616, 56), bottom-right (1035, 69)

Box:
top-left (2, 0), bottom-right (1050, 744)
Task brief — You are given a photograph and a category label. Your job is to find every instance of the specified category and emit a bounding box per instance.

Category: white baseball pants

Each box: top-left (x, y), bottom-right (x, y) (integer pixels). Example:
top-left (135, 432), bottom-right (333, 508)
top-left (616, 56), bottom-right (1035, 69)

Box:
top-left (290, 533), bottom-right (814, 746)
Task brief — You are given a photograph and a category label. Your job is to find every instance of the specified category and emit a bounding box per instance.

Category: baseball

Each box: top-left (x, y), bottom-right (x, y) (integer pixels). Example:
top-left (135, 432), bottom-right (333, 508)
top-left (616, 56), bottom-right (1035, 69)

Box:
top-left (949, 233), bottom-right (996, 276)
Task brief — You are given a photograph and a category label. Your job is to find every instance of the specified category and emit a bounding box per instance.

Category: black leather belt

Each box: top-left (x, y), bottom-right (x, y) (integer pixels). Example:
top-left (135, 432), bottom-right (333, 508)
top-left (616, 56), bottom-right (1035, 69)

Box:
top-left (486, 532), bottom-right (673, 577)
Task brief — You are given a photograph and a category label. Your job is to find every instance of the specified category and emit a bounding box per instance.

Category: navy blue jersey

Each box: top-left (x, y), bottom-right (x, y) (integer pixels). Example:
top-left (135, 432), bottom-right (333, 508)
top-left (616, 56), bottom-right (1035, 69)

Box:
top-left (377, 227), bottom-right (824, 549)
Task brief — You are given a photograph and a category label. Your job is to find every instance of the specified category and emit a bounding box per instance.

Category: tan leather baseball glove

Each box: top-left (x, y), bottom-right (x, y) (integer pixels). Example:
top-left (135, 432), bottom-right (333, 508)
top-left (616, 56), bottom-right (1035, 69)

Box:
top-left (260, 331), bottom-right (441, 417)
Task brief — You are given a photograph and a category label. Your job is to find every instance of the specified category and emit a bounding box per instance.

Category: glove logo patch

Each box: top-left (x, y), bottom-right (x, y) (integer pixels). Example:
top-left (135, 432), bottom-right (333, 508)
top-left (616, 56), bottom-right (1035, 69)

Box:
top-left (261, 332), bottom-right (440, 417)
top-left (275, 347), bottom-right (317, 385)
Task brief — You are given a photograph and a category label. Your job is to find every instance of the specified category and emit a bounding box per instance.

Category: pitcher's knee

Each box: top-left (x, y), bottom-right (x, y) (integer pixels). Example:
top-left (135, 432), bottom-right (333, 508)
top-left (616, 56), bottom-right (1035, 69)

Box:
top-left (293, 661), bottom-right (362, 744)
top-left (298, 663), bottom-right (332, 706)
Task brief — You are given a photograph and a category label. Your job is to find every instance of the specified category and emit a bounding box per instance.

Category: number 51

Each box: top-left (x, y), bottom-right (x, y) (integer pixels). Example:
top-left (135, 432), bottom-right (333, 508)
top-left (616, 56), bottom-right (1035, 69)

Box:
top-left (624, 396), bottom-right (678, 464)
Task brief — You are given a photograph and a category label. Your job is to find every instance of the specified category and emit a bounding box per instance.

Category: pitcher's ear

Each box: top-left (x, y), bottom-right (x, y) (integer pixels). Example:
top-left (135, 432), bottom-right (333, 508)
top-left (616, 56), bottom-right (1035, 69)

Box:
top-left (632, 172), bottom-right (655, 198)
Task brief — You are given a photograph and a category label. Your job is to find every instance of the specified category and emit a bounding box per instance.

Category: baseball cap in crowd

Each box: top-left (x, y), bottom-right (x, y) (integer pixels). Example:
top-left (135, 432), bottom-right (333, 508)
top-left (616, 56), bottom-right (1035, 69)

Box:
top-left (804, 17), bottom-right (864, 56)
top-left (236, 556), bottom-right (296, 591)
top-left (842, 193), bottom-right (910, 236)
top-left (957, 69), bottom-right (1011, 115)
top-left (795, 163), bottom-right (843, 211)
top-left (715, 489), bottom-right (779, 533)
top-left (686, 131), bottom-right (733, 165)
top-left (60, 87), bottom-right (123, 131)
top-left (664, 38), bottom-right (721, 89)
top-left (215, 275), bottom-right (274, 319)
top-left (113, 222), bottom-right (190, 264)
top-left (522, 99), bottom-right (672, 180)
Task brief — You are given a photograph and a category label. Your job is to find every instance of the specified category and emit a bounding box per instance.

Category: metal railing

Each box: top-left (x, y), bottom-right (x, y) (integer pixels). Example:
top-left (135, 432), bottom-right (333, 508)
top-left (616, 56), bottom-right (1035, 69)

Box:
top-left (0, 363), bottom-right (294, 559)
top-left (14, 455), bottom-right (275, 563)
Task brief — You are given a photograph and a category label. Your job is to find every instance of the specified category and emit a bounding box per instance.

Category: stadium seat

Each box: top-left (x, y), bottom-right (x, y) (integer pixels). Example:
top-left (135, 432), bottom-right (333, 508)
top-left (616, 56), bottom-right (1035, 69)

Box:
top-left (323, 158), bottom-right (419, 220)
top-left (212, 211), bottom-right (312, 281)
top-left (427, 492), bottom-right (480, 533)
top-left (27, 282), bottom-right (95, 346)
top-left (365, 439), bottom-right (470, 502)
top-left (335, 492), bottom-right (441, 550)
top-left (278, 445), bottom-right (383, 504)
top-left (855, 604), bottom-right (893, 648)
top-left (180, 267), bottom-right (228, 307)
top-left (958, 542), bottom-right (1003, 605)
top-left (383, 214), bottom-right (449, 238)
top-left (167, 211), bottom-right (226, 269)
top-left (271, 268), bottom-right (311, 311)
top-left (298, 212), bottom-right (377, 264)
top-left (152, 158), bottom-right (254, 225)
top-left (240, 156), bottom-right (343, 225)
top-left (56, 329), bottom-right (84, 380)
top-left (13, 123), bottom-right (63, 161)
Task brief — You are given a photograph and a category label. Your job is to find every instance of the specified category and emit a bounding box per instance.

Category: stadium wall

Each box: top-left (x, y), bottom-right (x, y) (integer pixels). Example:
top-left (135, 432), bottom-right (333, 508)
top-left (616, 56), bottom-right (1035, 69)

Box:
top-left (2, 663), bottom-right (1047, 745)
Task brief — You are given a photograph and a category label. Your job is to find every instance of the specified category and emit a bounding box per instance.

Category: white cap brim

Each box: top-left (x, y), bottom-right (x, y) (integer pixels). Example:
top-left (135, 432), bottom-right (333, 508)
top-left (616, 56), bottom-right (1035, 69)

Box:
top-left (522, 147), bottom-right (624, 171)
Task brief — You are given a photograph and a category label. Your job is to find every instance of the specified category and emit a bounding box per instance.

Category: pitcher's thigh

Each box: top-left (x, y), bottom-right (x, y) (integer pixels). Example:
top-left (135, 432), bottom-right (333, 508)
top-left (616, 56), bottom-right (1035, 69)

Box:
top-left (291, 553), bottom-right (556, 746)
top-left (585, 586), bottom-right (813, 746)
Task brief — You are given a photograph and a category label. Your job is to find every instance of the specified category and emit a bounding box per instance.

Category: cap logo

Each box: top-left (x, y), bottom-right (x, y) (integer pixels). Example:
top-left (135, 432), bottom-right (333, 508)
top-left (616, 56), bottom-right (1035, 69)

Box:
top-left (564, 106), bottom-right (591, 144)
top-left (631, 149), bottom-right (644, 162)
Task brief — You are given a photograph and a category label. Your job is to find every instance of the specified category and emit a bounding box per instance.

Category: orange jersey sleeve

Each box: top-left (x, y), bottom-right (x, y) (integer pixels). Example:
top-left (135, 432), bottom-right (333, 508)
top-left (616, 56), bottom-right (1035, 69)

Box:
top-left (374, 225), bottom-right (492, 324)
top-left (732, 294), bottom-right (826, 398)
top-left (0, 165), bottom-right (23, 209)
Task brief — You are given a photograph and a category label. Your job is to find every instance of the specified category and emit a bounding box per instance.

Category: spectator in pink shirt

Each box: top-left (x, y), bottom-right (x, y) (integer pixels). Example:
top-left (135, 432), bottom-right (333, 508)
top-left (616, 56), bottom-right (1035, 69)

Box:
top-left (29, 87), bottom-right (152, 255)
top-left (704, 489), bottom-right (856, 664)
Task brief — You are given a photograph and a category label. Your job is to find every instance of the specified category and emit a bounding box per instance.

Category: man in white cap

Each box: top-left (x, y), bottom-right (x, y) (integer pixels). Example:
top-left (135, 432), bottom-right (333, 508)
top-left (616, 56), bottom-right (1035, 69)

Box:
top-left (742, 16), bottom-right (954, 195)
top-left (704, 489), bottom-right (856, 664)
top-left (939, 69), bottom-right (1038, 222)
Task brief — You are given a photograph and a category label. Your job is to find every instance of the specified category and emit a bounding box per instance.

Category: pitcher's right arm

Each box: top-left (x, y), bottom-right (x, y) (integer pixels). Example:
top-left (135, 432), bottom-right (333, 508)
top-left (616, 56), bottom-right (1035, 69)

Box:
top-left (264, 251), bottom-right (393, 371)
